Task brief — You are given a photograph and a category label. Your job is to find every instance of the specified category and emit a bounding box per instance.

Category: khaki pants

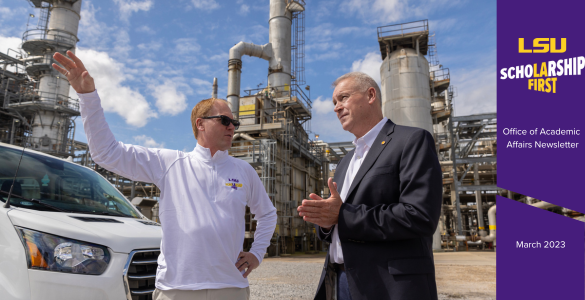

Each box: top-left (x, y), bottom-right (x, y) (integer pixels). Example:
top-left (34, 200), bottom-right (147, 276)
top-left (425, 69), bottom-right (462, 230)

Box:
top-left (153, 287), bottom-right (250, 300)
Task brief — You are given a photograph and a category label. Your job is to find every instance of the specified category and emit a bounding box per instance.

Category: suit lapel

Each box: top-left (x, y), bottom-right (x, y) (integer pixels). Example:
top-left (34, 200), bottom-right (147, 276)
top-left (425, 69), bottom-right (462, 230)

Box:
top-left (345, 120), bottom-right (395, 203)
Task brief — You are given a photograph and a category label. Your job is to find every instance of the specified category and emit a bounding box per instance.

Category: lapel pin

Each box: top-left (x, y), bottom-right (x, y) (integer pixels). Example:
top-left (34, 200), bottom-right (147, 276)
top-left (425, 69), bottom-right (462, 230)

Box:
top-left (381, 141), bottom-right (386, 145)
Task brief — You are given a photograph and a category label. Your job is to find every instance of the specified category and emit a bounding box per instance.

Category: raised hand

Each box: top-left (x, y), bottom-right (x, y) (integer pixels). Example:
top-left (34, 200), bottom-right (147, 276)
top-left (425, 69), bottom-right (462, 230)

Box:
top-left (52, 50), bottom-right (95, 94)
top-left (297, 177), bottom-right (342, 229)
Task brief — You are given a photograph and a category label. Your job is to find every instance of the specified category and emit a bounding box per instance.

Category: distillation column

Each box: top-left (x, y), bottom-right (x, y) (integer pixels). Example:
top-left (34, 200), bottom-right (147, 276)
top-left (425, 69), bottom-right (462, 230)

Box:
top-left (22, 0), bottom-right (81, 155)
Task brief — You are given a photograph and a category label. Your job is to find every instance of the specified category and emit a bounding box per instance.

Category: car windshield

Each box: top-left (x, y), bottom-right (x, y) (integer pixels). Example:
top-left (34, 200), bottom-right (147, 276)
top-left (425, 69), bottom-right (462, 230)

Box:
top-left (0, 145), bottom-right (140, 218)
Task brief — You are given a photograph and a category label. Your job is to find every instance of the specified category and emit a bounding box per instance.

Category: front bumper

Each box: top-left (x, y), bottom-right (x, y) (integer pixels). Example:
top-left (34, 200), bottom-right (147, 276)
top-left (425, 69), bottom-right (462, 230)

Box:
top-left (27, 251), bottom-right (129, 300)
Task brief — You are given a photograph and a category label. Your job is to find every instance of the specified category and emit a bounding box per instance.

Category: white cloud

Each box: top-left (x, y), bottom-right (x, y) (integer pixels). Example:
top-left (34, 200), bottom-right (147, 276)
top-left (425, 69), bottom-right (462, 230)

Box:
top-left (429, 18), bottom-right (458, 33)
top-left (78, 1), bottom-right (116, 51)
top-left (451, 64), bottom-right (497, 116)
top-left (339, 0), bottom-right (460, 25)
top-left (208, 52), bottom-right (228, 62)
top-left (312, 96), bottom-right (334, 115)
top-left (136, 25), bottom-right (155, 34)
top-left (350, 52), bottom-right (383, 85)
top-left (191, 0), bottom-right (219, 11)
top-left (113, 30), bottom-right (132, 58)
top-left (76, 48), bottom-right (157, 127)
top-left (113, 0), bottom-right (153, 20)
top-left (239, 4), bottom-right (250, 15)
top-left (0, 36), bottom-right (22, 54)
top-left (0, 4), bottom-right (27, 37)
top-left (152, 80), bottom-right (188, 116)
top-left (192, 78), bottom-right (211, 86)
top-left (174, 38), bottom-right (200, 54)
top-left (313, 0), bottom-right (336, 18)
top-left (340, 0), bottom-right (406, 24)
top-left (310, 110), bottom-right (354, 143)
top-left (0, 36), bottom-right (23, 73)
top-left (137, 41), bottom-right (162, 52)
top-left (307, 23), bottom-right (365, 43)
top-left (133, 135), bottom-right (164, 148)
top-left (191, 78), bottom-right (215, 96)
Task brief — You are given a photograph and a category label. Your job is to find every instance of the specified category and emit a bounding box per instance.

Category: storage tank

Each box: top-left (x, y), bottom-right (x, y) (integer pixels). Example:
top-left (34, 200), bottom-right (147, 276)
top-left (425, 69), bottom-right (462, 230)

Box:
top-left (380, 47), bottom-right (433, 134)
top-left (377, 20), bottom-right (441, 251)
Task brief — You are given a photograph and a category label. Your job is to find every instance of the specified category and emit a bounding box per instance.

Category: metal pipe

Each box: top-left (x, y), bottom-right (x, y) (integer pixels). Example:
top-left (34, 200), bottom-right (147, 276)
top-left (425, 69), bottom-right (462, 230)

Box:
top-left (240, 133), bottom-right (255, 141)
top-left (481, 205), bottom-right (496, 250)
top-left (474, 163), bottom-right (486, 236)
top-left (227, 42), bottom-right (272, 119)
top-left (232, 133), bottom-right (255, 141)
top-left (212, 77), bottom-right (218, 99)
top-left (466, 241), bottom-right (483, 245)
top-left (530, 199), bottom-right (557, 209)
top-left (267, 0), bottom-right (292, 91)
top-left (10, 118), bottom-right (16, 144)
top-left (130, 181), bottom-right (136, 199)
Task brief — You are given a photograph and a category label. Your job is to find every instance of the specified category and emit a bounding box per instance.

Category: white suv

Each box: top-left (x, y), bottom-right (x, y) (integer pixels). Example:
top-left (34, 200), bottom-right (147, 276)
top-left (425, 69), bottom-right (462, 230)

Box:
top-left (0, 142), bottom-right (162, 300)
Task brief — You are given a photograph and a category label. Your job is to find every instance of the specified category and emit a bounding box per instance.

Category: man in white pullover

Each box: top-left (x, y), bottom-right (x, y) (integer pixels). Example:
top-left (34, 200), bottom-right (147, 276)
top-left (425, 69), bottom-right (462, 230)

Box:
top-left (52, 51), bottom-right (277, 300)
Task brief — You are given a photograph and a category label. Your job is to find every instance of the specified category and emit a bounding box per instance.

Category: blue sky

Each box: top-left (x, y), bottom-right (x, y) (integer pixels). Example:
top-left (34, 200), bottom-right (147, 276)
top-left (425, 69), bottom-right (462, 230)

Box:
top-left (0, 0), bottom-right (496, 150)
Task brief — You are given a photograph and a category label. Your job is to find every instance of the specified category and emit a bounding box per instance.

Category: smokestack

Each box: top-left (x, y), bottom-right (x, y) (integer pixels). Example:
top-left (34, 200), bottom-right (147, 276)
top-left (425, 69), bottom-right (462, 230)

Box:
top-left (225, 0), bottom-right (304, 118)
top-left (212, 77), bottom-right (218, 99)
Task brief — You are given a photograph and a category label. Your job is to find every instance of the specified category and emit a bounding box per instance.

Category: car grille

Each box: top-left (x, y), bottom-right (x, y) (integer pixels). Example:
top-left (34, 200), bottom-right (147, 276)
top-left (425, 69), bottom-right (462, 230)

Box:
top-left (123, 249), bottom-right (160, 300)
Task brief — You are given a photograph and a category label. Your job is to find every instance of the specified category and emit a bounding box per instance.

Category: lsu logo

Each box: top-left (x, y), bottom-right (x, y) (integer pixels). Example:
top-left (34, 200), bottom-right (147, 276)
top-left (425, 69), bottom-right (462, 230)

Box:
top-left (519, 38), bottom-right (566, 53)
top-left (226, 178), bottom-right (243, 190)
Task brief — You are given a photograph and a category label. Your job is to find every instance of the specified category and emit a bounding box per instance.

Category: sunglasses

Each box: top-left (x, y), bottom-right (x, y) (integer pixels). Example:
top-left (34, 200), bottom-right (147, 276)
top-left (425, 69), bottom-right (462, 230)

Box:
top-left (201, 115), bottom-right (240, 130)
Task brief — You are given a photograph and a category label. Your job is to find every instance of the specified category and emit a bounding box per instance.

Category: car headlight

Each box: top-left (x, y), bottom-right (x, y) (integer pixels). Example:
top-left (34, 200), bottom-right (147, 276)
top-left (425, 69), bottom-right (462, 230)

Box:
top-left (16, 227), bottom-right (110, 275)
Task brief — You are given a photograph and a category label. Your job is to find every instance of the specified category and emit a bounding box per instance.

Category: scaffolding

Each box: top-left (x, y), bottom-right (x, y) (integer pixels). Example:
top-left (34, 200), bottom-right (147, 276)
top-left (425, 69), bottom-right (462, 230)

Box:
top-left (233, 83), bottom-right (327, 255)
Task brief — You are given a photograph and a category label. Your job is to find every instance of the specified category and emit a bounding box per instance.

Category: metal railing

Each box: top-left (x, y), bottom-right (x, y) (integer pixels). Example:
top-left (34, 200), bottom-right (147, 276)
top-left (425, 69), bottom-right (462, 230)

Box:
top-left (8, 90), bottom-right (80, 113)
top-left (243, 84), bottom-right (311, 109)
top-left (22, 28), bottom-right (78, 48)
top-left (229, 139), bottom-right (271, 163)
top-left (377, 19), bottom-right (429, 39)
top-left (27, 135), bottom-right (75, 156)
top-left (431, 68), bottom-right (450, 82)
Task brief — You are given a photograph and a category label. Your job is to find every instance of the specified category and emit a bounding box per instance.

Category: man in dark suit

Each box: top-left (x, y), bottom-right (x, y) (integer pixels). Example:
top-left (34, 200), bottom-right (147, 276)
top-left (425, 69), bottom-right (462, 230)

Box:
top-left (297, 72), bottom-right (442, 300)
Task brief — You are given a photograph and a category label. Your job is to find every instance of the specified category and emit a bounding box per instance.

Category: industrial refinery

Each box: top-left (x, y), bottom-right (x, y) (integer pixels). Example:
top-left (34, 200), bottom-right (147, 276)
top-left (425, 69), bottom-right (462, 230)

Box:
top-left (0, 0), bottom-right (508, 258)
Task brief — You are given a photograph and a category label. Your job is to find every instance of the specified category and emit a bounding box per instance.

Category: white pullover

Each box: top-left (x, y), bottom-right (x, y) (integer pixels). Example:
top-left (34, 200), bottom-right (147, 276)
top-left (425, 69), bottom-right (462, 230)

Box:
top-left (79, 90), bottom-right (277, 290)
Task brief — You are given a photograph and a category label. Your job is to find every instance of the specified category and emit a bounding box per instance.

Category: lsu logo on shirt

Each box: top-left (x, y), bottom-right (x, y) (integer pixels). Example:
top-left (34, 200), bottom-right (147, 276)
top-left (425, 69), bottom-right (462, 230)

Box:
top-left (225, 178), bottom-right (243, 190)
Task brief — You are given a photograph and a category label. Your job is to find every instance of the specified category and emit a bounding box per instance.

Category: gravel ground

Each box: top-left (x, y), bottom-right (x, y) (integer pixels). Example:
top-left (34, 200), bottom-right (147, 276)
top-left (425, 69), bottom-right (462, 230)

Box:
top-left (248, 254), bottom-right (495, 300)
top-left (248, 259), bottom-right (322, 299)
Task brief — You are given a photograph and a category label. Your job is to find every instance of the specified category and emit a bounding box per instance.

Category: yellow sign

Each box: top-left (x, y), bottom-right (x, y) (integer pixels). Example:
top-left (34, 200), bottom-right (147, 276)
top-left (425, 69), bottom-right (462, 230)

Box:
top-left (239, 104), bottom-right (256, 116)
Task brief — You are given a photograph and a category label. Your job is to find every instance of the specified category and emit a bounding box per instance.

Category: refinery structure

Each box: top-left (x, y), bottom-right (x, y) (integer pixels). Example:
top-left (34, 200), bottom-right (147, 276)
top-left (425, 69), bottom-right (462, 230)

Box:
top-left (2, 0), bottom-right (544, 254)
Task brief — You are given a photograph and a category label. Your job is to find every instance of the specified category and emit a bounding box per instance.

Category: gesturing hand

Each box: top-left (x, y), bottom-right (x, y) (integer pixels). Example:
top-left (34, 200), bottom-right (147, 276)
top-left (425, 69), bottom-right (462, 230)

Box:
top-left (52, 50), bottom-right (95, 94)
top-left (297, 177), bottom-right (342, 229)
top-left (235, 251), bottom-right (259, 278)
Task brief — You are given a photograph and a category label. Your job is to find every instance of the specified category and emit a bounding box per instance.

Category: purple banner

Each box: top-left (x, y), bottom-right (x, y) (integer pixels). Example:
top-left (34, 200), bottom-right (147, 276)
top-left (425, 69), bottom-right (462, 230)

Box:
top-left (497, 196), bottom-right (584, 299)
top-left (497, 0), bottom-right (585, 212)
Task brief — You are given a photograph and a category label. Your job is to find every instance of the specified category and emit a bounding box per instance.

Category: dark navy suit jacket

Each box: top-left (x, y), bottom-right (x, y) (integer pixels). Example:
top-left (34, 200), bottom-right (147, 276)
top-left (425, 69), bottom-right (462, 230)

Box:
top-left (314, 119), bottom-right (442, 300)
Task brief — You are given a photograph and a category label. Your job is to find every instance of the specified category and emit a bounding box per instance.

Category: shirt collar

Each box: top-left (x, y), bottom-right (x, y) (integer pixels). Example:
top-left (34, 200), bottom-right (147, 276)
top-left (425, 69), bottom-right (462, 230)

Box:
top-left (192, 144), bottom-right (229, 164)
top-left (352, 117), bottom-right (388, 150)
